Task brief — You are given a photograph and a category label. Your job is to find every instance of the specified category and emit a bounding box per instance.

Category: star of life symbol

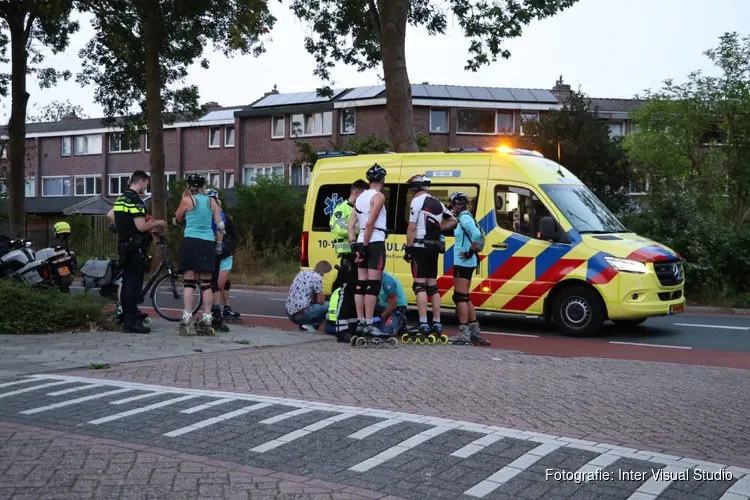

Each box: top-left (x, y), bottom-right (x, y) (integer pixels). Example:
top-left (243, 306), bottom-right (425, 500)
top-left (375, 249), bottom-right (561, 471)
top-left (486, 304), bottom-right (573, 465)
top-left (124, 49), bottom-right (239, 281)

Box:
top-left (324, 193), bottom-right (342, 216)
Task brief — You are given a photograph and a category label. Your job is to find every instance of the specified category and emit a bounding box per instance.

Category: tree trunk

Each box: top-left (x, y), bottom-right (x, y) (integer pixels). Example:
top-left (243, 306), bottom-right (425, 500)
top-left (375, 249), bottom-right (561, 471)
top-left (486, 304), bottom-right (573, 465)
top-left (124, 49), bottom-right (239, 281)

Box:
top-left (143, 0), bottom-right (166, 224)
top-left (7, 14), bottom-right (29, 237)
top-left (376, 0), bottom-right (418, 153)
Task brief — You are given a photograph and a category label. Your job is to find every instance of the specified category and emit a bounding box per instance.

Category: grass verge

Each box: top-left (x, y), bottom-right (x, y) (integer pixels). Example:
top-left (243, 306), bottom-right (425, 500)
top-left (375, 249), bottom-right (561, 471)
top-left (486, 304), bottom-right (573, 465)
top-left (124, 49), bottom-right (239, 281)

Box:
top-left (0, 279), bottom-right (117, 334)
top-left (230, 241), bottom-right (298, 287)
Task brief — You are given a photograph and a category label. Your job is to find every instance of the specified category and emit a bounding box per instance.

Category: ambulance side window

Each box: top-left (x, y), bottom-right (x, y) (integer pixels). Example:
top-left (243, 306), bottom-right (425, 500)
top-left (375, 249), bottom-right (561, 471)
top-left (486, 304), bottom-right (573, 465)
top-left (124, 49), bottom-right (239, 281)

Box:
top-left (494, 185), bottom-right (552, 239)
top-left (312, 183), bottom-right (398, 232)
top-left (395, 184), bottom-right (480, 235)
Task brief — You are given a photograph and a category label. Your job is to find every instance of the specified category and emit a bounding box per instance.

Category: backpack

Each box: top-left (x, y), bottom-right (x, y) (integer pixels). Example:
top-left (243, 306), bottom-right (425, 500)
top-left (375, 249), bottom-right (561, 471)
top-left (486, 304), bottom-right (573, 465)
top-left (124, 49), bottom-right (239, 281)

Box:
top-left (459, 212), bottom-right (485, 252)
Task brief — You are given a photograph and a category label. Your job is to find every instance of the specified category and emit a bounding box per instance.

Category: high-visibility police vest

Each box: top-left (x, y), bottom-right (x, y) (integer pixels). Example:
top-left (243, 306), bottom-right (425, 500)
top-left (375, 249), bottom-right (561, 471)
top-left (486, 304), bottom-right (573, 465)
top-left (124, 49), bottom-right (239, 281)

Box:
top-left (329, 201), bottom-right (354, 255)
top-left (327, 287), bottom-right (341, 322)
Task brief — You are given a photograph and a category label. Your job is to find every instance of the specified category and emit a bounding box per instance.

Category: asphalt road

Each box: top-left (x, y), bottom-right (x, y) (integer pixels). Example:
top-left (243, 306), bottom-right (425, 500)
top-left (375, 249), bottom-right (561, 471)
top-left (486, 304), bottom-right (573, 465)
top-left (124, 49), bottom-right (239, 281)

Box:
top-left (210, 289), bottom-right (750, 353)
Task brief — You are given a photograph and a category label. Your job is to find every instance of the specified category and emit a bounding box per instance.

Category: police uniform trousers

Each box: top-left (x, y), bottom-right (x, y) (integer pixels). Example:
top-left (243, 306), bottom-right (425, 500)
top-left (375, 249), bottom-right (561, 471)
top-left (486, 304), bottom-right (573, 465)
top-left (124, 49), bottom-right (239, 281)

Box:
top-left (333, 252), bottom-right (358, 333)
top-left (118, 241), bottom-right (146, 323)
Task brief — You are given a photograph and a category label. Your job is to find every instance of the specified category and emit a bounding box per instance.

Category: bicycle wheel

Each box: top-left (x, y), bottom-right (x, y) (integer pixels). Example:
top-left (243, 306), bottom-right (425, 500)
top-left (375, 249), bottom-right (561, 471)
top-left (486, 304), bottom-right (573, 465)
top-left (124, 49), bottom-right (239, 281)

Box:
top-left (151, 273), bottom-right (202, 321)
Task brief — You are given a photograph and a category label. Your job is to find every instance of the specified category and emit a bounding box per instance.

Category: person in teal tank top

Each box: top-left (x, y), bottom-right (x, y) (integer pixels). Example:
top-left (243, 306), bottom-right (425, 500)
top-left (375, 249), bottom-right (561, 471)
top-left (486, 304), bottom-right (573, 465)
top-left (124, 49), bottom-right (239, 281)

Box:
top-left (174, 173), bottom-right (225, 334)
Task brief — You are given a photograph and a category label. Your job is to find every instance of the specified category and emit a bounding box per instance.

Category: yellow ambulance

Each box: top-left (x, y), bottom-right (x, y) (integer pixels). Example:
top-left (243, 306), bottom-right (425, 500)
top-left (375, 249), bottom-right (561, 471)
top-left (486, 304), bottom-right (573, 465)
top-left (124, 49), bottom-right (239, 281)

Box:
top-left (299, 148), bottom-right (685, 336)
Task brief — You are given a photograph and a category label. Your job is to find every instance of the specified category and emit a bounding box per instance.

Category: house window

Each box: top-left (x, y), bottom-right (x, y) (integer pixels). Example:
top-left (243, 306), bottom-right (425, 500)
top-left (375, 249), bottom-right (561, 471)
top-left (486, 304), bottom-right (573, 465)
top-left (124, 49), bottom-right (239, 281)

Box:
top-left (496, 112), bottom-right (514, 134)
top-left (629, 172), bottom-right (649, 195)
top-left (208, 127), bottom-right (221, 148)
top-left (144, 134), bottom-right (150, 151)
top-left (165, 172), bottom-right (177, 190)
top-left (224, 126), bottom-right (235, 147)
top-left (290, 163), bottom-right (311, 186)
top-left (291, 111), bottom-right (332, 137)
top-left (430, 109), bottom-right (449, 133)
top-left (243, 165), bottom-right (284, 184)
top-left (519, 112), bottom-right (539, 136)
top-left (224, 171), bottom-right (235, 189)
top-left (74, 175), bottom-right (102, 196)
top-left (494, 184), bottom-right (553, 239)
top-left (109, 133), bottom-right (141, 153)
top-left (340, 109), bottom-right (355, 135)
top-left (42, 176), bottom-right (72, 197)
top-left (608, 123), bottom-right (623, 137)
top-left (457, 109), bottom-right (496, 134)
top-left (61, 137), bottom-right (71, 156)
top-left (74, 134), bottom-right (102, 155)
top-left (109, 174), bottom-right (131, 196)
top-left (186, 171), bottom-right (220, 188)
top-left (271, 116), bottom-right (285, 138)
top-left (25, 177), bottom-right (35, 197)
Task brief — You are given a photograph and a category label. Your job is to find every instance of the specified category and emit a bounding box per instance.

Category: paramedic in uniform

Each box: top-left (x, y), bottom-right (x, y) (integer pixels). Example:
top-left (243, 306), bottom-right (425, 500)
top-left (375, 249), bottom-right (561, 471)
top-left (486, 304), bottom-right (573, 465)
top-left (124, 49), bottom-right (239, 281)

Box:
top-left (329, 179), bottom-right (369, 340)
top-left (111, 170), bottom-right (166, 333)
top-left (404, 174), bottom-right (456, 337)
top-left (348, 164), bottom-right (388, 335)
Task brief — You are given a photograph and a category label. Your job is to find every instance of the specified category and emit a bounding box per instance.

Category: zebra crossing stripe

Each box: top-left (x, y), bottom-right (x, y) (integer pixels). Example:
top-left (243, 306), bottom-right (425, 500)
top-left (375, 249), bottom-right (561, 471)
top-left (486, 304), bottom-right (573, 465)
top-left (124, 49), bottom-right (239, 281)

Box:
top-left (88, 395), bottom-right (199, 424)
top-left (451, 434), bottom-right (504, 458)
top-left (348, 418), bottom-right (402, 440)
top-left (21, 388), bottom-right (133, 414)
top-left (0, 378), bottom-right (43, 389)
top-left (718, 476), bottom-right (750, 499)
top-left (258, 408), bottom-right (315, 424)
top-left (626, 465), bottom-right (690, 499)
top-left (250, 413), bottom-right (355, 453)
top-left (464, 443), bottom-right (562, 497)
top-left (0, 381), bottom-right (70, 398)
top-left (181, 398), bottom-right (236, 414)
top-left (48, 383), bottom-right (104, 396)
top-left (348, 426), bottom-right (452, 472)
top-left (110, 392), bottom-right (170, 405)
top-left (165, 403), bottom-right (272, 437)
top-left (574, 451), bottom-right (622, 478)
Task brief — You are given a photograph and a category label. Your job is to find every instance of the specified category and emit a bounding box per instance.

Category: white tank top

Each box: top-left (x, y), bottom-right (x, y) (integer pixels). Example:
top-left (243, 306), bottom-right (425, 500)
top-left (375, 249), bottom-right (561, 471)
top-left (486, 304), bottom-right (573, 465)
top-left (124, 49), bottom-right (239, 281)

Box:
top-left (355, 189), bottom-right (387, 243)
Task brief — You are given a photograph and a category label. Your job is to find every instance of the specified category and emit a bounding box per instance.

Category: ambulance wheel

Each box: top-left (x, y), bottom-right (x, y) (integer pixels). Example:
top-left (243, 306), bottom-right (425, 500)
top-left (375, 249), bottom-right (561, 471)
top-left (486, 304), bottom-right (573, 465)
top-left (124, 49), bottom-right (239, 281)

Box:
top-left (552, 286), bottom-right (604, 337)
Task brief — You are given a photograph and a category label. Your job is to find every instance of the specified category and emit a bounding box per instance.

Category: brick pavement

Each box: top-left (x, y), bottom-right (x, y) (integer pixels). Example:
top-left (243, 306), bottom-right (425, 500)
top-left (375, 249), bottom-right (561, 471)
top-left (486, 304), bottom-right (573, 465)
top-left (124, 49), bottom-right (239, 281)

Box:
top-left (63, 341), bottom-right (750, 468)
top-left (0, 420), bottom-right (397, 500)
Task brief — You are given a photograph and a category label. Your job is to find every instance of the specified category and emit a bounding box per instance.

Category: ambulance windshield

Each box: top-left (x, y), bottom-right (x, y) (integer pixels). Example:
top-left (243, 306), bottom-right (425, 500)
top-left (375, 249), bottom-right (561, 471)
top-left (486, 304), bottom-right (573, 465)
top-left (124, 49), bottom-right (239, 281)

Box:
top-left (540, 184), bottom-right (627, 234)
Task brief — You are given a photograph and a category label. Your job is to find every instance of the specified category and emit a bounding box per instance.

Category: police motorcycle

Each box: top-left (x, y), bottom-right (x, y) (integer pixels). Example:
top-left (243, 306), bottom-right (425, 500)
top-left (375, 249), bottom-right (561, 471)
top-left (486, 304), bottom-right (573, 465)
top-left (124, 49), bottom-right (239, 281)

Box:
top-left (0, 235), bottom-right (54, 287)
top-left (33, 221), bottom-right (76, 293)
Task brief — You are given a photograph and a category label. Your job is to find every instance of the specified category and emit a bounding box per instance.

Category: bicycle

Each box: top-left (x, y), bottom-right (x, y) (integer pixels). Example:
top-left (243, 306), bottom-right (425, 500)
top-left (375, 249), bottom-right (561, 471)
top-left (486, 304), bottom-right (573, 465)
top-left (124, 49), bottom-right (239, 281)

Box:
top-left (82, 233), bottom-right (202, 323)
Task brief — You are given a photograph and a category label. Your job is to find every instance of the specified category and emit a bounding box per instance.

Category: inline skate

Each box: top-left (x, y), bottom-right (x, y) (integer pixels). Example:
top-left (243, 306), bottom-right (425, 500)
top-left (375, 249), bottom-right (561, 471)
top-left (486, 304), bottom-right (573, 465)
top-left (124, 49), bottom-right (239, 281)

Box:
top-left (349, 324), bottom-right (397, 348)
top-left (400, 323), bottom-right (449, 345)
top-left (223, 306), bottom-right (242, 323)
top-left (194, 312), bottom-right (216, 336)
top-left (115, 304), bottom-right (151, 327)
top-left (211, 305), bottom-right (230, 333)
top-left (448, 323), bottom-right (490, 346)
top-left (177, 311), bottom-right (192, 336)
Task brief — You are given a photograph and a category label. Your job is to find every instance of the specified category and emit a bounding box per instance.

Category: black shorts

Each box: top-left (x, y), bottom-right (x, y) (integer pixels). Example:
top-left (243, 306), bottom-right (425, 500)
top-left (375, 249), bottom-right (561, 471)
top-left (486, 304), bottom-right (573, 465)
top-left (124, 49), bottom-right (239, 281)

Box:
top-left (454, 265), bottom-right (475, 281)
top-left (411, 246), bottom-right (439, 279)
top-left (180, 237), bottom-right (215, 274)
top-left (359, 241), bottom-right (386, 271)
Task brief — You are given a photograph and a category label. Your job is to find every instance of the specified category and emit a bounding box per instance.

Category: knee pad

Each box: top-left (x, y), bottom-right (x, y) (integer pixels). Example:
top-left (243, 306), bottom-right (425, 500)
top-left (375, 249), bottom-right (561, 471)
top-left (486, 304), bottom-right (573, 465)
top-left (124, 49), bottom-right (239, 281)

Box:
top-left (412, 281), bottom-right (427, 295)
top-left (200, 280), bottom-right (212, 292)
top-left (427, 284), bottom-right (440, 296)
top-left (355, 280), bottom-right (367, 295)
top-left (184, 279), bottom-right (197, 289)
top-left (365, 280), bottom-right (381, 296)
top-left (224, 280), bottom-right (231, 291)
top-left (452, 291), bottom-right (470, 303)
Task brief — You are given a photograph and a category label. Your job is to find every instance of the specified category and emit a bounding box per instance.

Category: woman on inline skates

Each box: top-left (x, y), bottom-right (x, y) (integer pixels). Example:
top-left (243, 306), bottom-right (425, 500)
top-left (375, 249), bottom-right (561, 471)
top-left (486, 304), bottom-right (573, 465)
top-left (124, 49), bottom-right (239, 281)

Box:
top-left (174, 174), bottom-right (225, 335)
top-left (448, 192), bottom-right (489, 346)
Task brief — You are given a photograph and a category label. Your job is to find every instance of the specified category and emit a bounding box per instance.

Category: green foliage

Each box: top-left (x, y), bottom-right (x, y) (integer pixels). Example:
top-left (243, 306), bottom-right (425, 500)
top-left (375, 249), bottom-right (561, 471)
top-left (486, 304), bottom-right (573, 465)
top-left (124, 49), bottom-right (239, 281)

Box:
top-left (232, 176), bottom-right (304, 251)
top-left (0, 280), bottom-right (114, 334)
top-left (521, 90), bottom-right (635, 213)
top-left (290, 0), bottom-right (580, 92)
top-left (295, 133), bottom-right (393, 166)
top-left (76, 0), bottom-right (277, 134)
top-left (28, 99), bottom-right (87, 122)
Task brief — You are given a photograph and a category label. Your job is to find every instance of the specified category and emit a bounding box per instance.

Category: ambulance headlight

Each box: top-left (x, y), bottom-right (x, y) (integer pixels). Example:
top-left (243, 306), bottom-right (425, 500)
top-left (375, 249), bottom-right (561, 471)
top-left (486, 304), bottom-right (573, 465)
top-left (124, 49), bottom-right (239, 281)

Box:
top-left (604, 257), bottom-right (648, 274)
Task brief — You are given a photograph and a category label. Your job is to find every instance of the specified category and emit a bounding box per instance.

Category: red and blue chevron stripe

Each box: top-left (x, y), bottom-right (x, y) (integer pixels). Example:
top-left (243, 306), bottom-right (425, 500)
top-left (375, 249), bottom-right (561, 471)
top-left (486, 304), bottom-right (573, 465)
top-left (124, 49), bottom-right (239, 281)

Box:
top-left (627, 245), bottom-right (677, 262)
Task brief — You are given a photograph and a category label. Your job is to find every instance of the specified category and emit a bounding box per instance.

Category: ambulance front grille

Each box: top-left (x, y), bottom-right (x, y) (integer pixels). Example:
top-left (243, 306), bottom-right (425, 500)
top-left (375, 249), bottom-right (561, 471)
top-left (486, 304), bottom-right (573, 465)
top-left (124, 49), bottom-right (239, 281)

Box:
top-left (653, 260), bottom-right (684, 286)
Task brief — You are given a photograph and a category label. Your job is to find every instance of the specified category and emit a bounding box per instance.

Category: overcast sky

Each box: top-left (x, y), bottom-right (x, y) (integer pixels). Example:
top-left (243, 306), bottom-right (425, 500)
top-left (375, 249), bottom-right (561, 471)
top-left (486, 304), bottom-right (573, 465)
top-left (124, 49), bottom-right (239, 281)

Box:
top-left (2, 0), bottom-right (748, 121)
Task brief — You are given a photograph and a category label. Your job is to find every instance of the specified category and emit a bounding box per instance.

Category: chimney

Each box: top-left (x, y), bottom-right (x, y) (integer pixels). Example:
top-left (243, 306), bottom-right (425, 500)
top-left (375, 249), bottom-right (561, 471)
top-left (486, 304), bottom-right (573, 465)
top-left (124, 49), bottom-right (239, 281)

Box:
top-left (421, 81), bottom-right (429, 84)
top-left (263, 84), bottom-right (279, 97)
top-left (552, 75), bottom-right (571, 93)
top-left (204, 101), bottom-right (221, 110)
top-left (61, 113), bottom-right (79, 121)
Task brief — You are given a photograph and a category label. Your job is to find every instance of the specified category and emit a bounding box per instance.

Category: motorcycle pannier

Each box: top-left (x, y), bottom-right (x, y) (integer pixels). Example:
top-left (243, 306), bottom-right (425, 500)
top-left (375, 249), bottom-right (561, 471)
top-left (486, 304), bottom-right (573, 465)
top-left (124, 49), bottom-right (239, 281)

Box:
top-left (80, 259), bottom-right (115, 289)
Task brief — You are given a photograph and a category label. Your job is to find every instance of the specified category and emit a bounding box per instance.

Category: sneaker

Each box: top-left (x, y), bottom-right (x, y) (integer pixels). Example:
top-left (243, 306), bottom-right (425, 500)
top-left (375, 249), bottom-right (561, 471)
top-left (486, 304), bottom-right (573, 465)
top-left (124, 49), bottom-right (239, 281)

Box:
top-left (300, 324), bottom-right (316, 332)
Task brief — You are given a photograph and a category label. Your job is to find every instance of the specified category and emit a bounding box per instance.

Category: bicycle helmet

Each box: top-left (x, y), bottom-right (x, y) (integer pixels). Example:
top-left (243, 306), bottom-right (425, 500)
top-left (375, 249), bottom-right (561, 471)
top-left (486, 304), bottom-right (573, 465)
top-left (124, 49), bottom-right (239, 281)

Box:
top-left (407, 174), bottom-right (431, 191)
top-left (449, 191), bottom-right (469, 208)
top-left (205, 188), bottom-right (219, 199)
top-left (366, 163), bottom-right (387, 183)
top-left (52, 221), bottom-right (71, 238)
top-left (186, 173), bottom-right (206, 188)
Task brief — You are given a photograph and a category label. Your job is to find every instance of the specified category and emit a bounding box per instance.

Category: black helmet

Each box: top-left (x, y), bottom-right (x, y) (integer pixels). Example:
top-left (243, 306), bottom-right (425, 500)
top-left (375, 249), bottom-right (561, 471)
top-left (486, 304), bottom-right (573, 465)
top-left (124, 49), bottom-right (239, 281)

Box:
top-left (407, 174), bottom-right (431, 191)
top-left (449, 191), bottom-right (469, 208)
top-left (186, 173), bottom-right (205, 188)
top-left (366, 163), bottom-right (387, 183)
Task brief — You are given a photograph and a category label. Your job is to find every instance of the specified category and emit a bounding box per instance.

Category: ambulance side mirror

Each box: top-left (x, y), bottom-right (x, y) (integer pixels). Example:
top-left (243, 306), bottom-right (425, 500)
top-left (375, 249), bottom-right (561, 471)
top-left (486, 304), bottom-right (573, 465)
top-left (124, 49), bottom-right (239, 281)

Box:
top-left (540, 216), bottom-right (569, 243)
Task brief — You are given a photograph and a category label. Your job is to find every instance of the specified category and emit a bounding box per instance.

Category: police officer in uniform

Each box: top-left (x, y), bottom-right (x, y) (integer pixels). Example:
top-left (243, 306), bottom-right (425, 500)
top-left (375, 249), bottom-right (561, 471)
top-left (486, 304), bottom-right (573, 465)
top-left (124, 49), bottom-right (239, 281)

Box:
top-left (112, 171), bottom-right (166, 333)
top-left (329, 179), bottom-right (368, 341)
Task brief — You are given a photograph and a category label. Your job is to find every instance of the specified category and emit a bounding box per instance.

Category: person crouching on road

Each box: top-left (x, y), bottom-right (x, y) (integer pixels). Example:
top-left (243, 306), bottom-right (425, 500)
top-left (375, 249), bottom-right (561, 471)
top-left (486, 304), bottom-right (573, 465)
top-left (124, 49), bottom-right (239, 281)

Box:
top-left (373, 271), bottom-right (408, 334)
top-left (286, 261), bottom-right (332, 331)
top-left (448, 191), bottom-right (489, 346)
top-left (174, 174), bottom-right (225, 333)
